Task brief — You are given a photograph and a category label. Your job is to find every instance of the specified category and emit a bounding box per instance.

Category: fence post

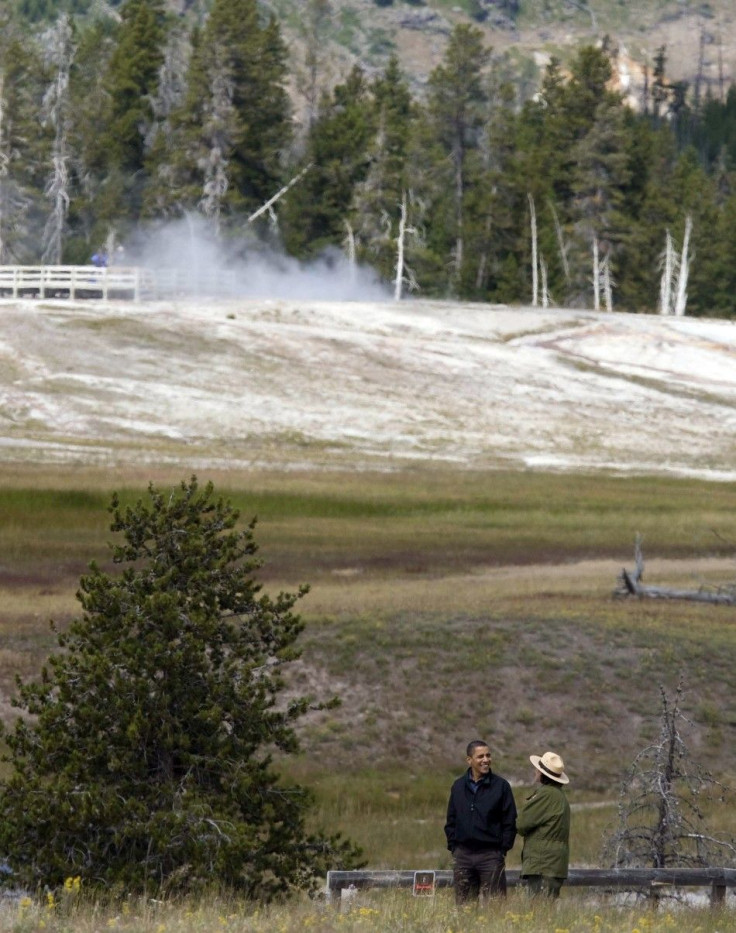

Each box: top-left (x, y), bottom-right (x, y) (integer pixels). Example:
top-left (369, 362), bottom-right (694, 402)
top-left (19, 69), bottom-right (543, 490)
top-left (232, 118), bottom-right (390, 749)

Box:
top-left (711, 881), bottom-right (726, 906)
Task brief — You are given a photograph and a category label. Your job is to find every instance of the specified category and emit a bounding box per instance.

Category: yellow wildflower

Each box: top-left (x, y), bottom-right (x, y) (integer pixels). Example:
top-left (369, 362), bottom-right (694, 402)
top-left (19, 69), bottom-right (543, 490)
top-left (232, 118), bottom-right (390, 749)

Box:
top-left (63, 875), bottom-right (81, 893)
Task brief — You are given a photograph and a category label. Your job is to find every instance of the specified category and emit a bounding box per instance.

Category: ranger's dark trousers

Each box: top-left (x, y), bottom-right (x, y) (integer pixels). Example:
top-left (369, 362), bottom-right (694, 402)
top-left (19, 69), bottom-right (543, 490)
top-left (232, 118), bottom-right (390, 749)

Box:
top-left (452, 845), bottom-right (507, 903)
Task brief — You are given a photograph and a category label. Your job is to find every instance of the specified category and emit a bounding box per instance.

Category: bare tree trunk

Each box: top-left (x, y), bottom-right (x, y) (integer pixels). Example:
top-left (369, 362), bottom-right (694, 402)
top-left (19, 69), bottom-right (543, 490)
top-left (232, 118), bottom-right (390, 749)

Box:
top-left (653, 695), bottom-right (679, 868)
top-left (394, 191), bottom-right (407, 301)
top-left (199, 52), bottom-right (235, 235)
top-left (41, 14), bottom-right (75, 265)
top-left (673, 215), bottom-right (692, 317)
top-left (548, 198), bottom-right (570, 284)
top-left (592, 237), bottom-right (600, 311)
top-left (602, 679), bottom-right (735, 880)
top-left (344, 220), bottom-right (356, 283)
top-left (617, 534), bottom-right (736, 604)
top-left (247, 164), bottom-right (312, 225)
top-left (200, 146), bottom-right (228, 237)
top-left (602, 253), bottom-right (613, 312)
top-left (528, 193), bottom-right (538, 307)
top-left (659, 230), bottom-right (677, 315)
top-left (540, 254), bottom-right (550, 308)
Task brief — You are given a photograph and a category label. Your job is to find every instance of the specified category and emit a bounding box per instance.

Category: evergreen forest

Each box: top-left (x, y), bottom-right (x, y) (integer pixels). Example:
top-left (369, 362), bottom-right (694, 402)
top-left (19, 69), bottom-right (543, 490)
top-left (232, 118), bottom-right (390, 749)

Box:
top-left (3, 0), bottom-right (736, 315)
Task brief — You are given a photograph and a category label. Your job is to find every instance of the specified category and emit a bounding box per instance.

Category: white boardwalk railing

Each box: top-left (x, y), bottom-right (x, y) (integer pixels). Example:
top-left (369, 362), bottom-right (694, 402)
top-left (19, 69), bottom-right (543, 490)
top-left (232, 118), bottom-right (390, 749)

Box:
top-left (0, 266), bottom-right (156, 301)
top-left (0, 265), bottom-right (250, 301)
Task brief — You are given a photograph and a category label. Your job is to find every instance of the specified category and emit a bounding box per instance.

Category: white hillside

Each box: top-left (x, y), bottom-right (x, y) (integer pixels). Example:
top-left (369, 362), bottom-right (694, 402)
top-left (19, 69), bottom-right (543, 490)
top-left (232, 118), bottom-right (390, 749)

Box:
top-left (1, 297), bottom-right (736, 479)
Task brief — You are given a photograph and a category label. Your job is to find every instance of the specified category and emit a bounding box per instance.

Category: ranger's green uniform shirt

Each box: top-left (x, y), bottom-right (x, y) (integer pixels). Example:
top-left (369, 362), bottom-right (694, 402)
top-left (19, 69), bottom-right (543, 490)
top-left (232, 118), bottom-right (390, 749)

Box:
top-left (516, 783), bottom-right (570, 879)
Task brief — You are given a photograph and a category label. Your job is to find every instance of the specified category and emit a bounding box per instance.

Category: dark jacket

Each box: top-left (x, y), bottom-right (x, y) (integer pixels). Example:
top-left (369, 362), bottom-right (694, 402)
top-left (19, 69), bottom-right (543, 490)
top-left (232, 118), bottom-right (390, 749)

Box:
top-left (444, 769), bottom-right (517, 854)
top-left (517, 782), bottom-right (570, 878)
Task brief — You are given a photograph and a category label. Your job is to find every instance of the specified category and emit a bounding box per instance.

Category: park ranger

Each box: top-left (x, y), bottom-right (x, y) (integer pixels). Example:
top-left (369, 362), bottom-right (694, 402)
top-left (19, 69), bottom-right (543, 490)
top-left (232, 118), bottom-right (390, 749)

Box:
top-left (517, 750), bottom-right (571, 898)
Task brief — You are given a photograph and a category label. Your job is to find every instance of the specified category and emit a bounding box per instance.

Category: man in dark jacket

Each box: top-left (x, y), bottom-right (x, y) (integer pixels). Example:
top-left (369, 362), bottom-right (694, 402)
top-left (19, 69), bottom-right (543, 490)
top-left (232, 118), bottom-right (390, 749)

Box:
top-left (444, 739), bottom-right (517, 903)
top-left (517, 750), bottom-right (571, 898)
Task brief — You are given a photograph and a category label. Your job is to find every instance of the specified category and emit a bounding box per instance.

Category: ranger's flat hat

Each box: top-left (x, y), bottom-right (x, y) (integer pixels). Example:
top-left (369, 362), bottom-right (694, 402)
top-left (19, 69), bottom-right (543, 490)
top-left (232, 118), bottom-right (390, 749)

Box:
top-left (530, 751), bottom-right (569, 784)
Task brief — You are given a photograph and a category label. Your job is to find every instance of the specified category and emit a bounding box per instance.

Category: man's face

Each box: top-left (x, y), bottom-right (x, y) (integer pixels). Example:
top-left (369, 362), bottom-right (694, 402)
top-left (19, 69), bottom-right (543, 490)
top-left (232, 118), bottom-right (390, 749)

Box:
top-left (467, 745), bottom-right (492, 780)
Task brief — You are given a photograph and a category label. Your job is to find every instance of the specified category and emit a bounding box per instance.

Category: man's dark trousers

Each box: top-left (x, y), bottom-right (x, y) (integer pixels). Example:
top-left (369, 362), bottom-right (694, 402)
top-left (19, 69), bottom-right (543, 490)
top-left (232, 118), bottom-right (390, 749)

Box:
top-left (452, 844), bottom-right (507, 903)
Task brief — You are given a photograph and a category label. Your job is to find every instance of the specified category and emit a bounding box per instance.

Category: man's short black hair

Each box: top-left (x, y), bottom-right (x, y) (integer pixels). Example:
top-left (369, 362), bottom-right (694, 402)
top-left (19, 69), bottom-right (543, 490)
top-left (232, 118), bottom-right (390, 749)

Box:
top-left (466, 739), bottom-right (490, 757)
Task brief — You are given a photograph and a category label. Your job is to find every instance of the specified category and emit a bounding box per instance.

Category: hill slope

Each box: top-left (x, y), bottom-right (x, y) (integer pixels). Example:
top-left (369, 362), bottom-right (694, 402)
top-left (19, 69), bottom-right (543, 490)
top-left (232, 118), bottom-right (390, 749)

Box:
top-left (2, 296), bottom-right (736, 480)
top-left (3, 295), bottom-right (736, 793)
top-left (271, 0), bottom-right (736, 103)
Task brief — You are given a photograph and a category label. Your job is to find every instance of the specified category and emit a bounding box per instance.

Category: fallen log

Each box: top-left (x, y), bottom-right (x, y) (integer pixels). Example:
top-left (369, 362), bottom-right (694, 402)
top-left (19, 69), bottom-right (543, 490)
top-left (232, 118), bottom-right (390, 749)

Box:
top-left (616, 534), bottom-right (736, 605)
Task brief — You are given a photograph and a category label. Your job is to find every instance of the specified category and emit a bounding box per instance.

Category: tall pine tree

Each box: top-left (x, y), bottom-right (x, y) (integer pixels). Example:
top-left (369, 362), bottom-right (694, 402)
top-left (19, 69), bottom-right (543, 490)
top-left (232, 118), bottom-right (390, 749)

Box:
top-left (0, 477), bottom-right (361, 897)
top-left (281, 65), bottom-right (375, 258)
top-left (351, 56), bottom-right (415, 285)
top-left (94, 0), bottom-right (167, 230)
top-left (415, 24), bottom-right (490, 295)
top-left (167, 0), bottom-right (292, 232)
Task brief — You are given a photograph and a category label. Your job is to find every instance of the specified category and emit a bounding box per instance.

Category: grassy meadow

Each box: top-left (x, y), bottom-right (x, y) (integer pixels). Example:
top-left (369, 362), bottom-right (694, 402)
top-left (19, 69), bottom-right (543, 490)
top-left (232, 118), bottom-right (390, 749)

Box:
top-left (4, 888), bottom-right (736, 933)
top-left (1, 463), bottom-right (736, 927)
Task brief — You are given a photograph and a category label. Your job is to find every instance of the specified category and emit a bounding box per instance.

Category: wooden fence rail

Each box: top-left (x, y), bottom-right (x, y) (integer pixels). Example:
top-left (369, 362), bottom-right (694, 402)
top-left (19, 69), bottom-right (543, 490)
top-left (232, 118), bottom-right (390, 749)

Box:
top-left (325, 868), bottom-right (736, 907)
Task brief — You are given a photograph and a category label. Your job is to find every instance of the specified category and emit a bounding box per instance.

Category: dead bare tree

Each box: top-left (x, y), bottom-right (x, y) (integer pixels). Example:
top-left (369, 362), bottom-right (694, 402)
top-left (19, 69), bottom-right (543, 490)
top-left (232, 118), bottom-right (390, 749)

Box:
top-left (539, 254), bottom-right (551, 308)
top-left (601, 251), bottom-right (614, 312)
top-left (40, 14), bottom-right (75, 265)
top-left (246, 164), bottom-right (312, 225)
top-left (616, 534), bottom-right (736, 605)
top-left (658, 216), bottom-right (692, 317)
top-left (603, 681), bottom-right (736, 891)
top-left (673, 215), bottom-right (692, 317)
top-left (344, 219), bottom-right (357, 284)
top-left (658, 229), bottom-right (676, 315)
top-left (548, 199), bottom-right (570, 286)
top-left (592, 236), bottom-right (601, 311)
top-left (528, 192), bottom-right (538, 307)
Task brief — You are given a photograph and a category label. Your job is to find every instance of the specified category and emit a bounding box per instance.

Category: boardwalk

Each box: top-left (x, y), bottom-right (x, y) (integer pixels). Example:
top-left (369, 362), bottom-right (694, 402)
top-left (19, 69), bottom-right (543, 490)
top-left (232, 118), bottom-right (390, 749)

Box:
top-left (0, 266), bottom-right (155, 301)
top-left (0, 265), bottom-right (253, 301)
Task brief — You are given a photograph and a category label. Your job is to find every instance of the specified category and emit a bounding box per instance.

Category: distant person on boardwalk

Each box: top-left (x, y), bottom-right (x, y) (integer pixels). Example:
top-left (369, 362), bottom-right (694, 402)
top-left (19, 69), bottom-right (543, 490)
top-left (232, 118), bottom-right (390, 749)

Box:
top-left (517, 750), bottom-right (571, 899)
top-left (444, 739), bottom-right (517, 904)
top-left (91, 250), bottom-right (108, 268)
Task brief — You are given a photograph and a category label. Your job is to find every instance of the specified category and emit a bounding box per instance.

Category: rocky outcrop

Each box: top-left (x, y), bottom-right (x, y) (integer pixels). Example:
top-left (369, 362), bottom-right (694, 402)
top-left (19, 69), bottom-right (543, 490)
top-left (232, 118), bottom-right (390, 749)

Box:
top-left (396, 9), bottom-right (450, 34)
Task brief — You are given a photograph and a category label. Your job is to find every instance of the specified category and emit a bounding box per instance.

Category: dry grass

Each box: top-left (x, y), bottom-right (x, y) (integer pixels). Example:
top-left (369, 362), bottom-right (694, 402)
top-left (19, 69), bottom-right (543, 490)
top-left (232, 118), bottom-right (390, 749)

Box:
top-left (4, 887), bottom-right (736, 932)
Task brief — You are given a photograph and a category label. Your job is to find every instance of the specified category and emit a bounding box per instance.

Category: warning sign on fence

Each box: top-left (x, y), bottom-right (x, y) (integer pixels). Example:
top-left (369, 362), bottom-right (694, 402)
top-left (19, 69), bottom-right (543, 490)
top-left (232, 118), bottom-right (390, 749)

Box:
top-left (412, 870), bottom-right (436, 896)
